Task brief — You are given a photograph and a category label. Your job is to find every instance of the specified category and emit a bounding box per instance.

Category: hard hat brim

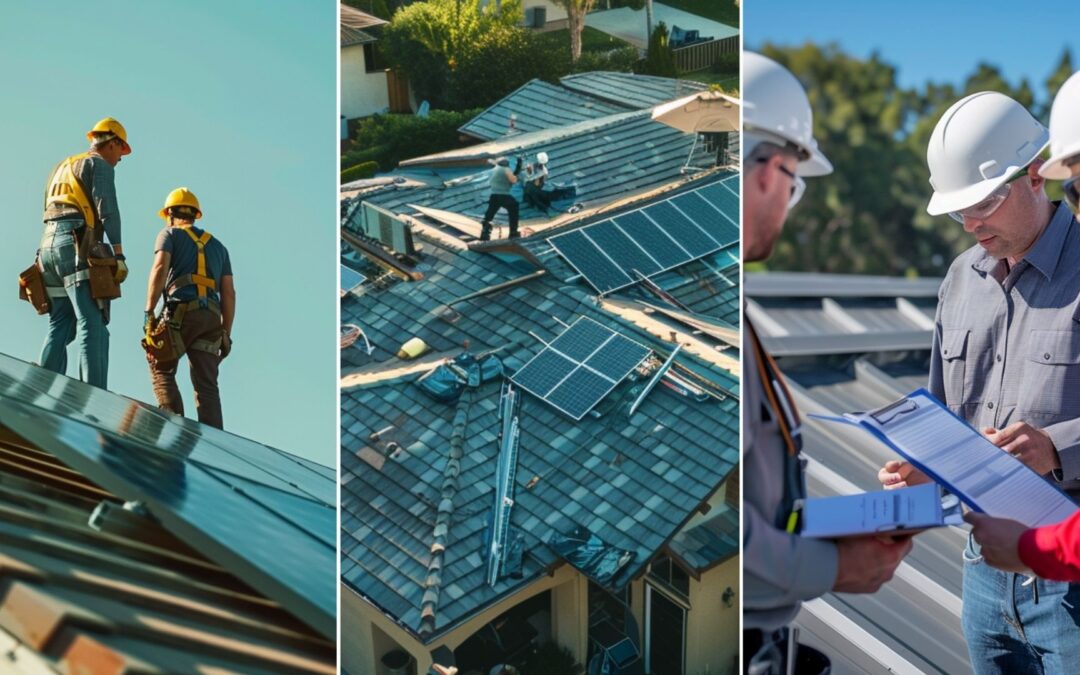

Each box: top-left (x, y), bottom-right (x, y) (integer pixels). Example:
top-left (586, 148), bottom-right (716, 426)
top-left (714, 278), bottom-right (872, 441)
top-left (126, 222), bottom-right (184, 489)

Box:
top-left (159, 207), bottom-right (202, 219)
top-left (927, 171), bottom-right (1018, 216)
top-left (797, 146), bottom-right (833, 177)
top-left (1040, 142), bottom-right (1080, 180)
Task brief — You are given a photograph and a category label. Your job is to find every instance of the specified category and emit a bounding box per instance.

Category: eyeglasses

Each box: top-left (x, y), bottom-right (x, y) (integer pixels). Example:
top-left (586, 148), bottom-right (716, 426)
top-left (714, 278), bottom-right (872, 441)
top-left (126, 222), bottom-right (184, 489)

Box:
top-left (758, 157), bottom-right (807, 208)
top-left (948, 167), bottom-right (1030, 223)
top-left (1063, 175), bottom-right (1079, 215)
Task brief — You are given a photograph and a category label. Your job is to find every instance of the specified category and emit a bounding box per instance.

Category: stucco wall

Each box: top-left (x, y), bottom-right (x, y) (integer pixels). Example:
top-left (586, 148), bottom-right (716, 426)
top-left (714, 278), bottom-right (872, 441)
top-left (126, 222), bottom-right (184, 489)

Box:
top-left (342, 44), bottom-right (389, 119)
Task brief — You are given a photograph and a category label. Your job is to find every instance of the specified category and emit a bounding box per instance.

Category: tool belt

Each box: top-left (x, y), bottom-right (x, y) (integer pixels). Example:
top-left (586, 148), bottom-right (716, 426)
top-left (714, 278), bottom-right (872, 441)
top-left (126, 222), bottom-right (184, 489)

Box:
top-left (17, 263), bottom-right (50, 314)
top-left (86, 242), bottom-right (121, 300)
top-left (141, 298), bottom-right (222, 368)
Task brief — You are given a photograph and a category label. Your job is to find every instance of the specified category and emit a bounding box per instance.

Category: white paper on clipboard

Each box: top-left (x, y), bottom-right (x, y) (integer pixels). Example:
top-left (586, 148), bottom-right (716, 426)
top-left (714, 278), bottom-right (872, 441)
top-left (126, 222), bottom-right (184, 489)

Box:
top-left (810, 389), bottom-right (1078, 528)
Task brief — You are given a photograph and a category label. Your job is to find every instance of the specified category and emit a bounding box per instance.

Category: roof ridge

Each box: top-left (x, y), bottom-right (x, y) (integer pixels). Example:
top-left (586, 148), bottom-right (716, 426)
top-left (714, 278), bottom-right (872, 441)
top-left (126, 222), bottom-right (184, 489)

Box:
top-left (418, 385), bottom-right (477, 636)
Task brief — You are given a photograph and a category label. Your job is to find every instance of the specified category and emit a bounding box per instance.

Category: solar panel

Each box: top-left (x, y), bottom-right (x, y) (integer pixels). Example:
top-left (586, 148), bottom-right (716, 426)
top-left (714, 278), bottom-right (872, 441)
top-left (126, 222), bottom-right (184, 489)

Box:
top-left (341, 264), bottom-right (366, 296)
top-left (643, 201), bottom-right (720, 257)
top-left (511, 317), bottom-right (650, 420)
top-left (554, 229), bottom-right (633, 294)
top-left (550, 175), bottom-right (738, 294)
top-left (0, 354), bottom-right (336, 639)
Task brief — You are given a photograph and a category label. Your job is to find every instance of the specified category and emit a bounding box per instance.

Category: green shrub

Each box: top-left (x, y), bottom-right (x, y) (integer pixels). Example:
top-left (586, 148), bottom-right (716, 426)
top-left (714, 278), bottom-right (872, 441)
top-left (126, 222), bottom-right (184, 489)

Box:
top-left (711, 51), bottom-right (739, 77)
top-left (351, 108), bottom-right (483, 171)
top-left (638, 21), bottom-right (677, 78)
top-left (341, 161), bottom-right (379, 183)
top-left (571, 45), bottom-right (641, 74)
top-left (448, 30), bottom-right (568, 109)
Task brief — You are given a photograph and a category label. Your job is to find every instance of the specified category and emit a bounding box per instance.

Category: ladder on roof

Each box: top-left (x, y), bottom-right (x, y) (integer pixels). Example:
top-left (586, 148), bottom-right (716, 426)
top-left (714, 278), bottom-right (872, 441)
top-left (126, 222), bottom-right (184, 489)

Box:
top-left (486, 382), bottom-right (522, 587)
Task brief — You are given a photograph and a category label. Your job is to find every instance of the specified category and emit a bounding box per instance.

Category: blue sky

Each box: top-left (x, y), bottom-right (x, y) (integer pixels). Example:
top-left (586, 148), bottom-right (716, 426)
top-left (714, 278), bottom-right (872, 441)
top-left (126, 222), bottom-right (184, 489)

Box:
top-left (745, 1), bottom-right (1076, 97)
top-left (0, 1), bottom-right (336, 464)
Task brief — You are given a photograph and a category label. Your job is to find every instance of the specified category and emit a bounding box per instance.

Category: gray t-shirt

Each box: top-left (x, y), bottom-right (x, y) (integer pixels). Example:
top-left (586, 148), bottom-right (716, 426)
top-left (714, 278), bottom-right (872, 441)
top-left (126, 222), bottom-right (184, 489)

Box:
top-left (489, 166), bottom-right (514, 195)
top-left (155, 226), bottom-right (233, 304)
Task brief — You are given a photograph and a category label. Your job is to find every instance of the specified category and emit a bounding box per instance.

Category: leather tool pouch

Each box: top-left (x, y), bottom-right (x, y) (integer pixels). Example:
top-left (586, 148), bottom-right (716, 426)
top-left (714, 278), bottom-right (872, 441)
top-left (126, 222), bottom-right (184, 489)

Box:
top-left (18, 263), bottom-right (49, 314)
top-left (86, 243), bottom-right (121, 300)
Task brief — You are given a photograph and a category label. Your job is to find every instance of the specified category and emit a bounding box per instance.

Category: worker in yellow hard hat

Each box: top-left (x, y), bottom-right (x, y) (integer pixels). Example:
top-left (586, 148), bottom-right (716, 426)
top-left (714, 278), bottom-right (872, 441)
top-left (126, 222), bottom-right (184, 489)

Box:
top-left (33, 117), bottom-right (132, 389)
top-left (142, 188), bottom-right (235, 429)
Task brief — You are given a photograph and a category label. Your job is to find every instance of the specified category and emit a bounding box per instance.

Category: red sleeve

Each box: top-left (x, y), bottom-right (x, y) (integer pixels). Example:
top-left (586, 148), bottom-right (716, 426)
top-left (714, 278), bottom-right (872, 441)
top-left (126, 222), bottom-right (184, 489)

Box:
top-left (1018, 511), bottom-right (1080, 582)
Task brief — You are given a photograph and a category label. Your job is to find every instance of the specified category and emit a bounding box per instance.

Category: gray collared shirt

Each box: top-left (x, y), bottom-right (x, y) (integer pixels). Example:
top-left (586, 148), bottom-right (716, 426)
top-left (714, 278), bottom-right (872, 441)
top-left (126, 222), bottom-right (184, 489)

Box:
top-left (932, 202), bottom-right (1080, 498)
top-left (743, 320), bottom-right (839, 630)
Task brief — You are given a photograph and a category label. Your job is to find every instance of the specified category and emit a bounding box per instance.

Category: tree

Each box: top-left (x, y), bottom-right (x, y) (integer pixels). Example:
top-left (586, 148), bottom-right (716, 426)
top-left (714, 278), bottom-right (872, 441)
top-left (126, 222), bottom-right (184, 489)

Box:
top-left (638, 22), bottom-right (676, 78)
top-left (551, 0), bottom-right (597, 61)
top-left (756, 43), bottom-right (1076, 278)
top-left (380, 0), bottom-right (526, 108)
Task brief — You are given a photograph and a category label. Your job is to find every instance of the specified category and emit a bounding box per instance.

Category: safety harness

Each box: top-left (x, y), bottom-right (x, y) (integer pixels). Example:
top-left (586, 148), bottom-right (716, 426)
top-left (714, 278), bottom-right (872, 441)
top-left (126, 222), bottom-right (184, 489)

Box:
top-left (39, 154), bottom-right (109, 299)
top-left (143, 226), bottom-right (222, 365)
top-left (45, 153), bottom-right (98, 229)
top-left (168, 227), bottom-right (217, 308)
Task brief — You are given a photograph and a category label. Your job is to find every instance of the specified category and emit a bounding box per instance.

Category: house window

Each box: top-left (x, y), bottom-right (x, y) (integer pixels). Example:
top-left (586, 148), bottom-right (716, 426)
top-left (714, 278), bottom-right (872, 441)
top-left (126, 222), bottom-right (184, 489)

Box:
top-left (647, 554), bottom-right (690, 600)
top-left (363, 43), bottom-right (386, 73)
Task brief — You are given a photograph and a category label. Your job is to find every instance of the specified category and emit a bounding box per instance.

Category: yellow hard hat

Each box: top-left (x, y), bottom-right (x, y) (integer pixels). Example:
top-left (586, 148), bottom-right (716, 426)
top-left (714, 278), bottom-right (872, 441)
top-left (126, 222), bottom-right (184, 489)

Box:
top-left (159, 187), bottom-right (202, 219)
top-left (86, 117), bottom-right (132, 155)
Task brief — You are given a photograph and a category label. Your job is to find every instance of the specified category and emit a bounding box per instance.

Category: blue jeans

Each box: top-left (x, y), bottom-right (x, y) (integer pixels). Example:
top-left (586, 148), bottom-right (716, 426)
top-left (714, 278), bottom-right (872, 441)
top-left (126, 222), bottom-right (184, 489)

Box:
top-left (962, 535), bottom-right (1080, 674)
top-left (37, 220), bottom-right (109, 389)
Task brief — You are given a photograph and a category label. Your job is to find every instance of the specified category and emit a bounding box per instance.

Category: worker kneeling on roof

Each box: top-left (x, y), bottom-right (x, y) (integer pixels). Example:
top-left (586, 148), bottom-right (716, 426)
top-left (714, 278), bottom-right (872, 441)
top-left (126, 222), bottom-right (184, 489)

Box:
top-left (28, 117), bottom-right (132, 390)
top-left (142, 188), bottom-right (235, 429)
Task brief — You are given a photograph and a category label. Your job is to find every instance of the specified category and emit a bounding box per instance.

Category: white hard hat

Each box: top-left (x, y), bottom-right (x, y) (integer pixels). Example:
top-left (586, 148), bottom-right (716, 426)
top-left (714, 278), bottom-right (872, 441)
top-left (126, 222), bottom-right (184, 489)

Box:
top-left (742, 51), bottom-right (832, 177)
top-left (537, 151), bottom-right (549, 165)
top-left (1040, 71), bottom-right (1080, 180)
top-left (926, 91), bottom-right (1048, 216)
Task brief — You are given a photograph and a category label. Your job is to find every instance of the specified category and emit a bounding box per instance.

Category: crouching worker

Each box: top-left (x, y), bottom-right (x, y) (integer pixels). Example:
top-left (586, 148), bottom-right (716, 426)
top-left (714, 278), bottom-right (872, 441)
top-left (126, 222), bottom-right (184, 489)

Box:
top-left (142, 188), bottom-right (235, 429)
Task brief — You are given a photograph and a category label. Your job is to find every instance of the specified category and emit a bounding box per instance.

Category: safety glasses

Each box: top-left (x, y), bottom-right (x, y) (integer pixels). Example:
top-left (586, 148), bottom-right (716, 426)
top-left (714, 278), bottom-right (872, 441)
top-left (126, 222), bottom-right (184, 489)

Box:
top-left (948, 166), bottom-right (1030, 223)
top-left (758, 158), bottom-right (807, 209)
top-left (1063, 175), bottom-right (1080, 215)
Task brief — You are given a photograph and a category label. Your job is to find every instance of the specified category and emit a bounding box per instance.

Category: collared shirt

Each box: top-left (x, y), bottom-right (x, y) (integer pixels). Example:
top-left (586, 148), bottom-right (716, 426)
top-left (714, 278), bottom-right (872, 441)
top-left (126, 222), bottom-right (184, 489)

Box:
top-left (42, 152), bottom-right (122, 245)
top-left (743, 318), bottom-right (839, 630)
top-left (931, 202), bottom-right (1080, 498)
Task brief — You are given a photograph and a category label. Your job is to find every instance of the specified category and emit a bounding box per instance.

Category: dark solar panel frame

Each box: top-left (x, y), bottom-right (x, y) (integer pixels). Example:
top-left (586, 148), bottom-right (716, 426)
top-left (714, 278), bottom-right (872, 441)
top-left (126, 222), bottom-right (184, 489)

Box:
top-left (550, 176), bottom-right (739, 295)
top-left (511, 317), bottom-right (650, 420)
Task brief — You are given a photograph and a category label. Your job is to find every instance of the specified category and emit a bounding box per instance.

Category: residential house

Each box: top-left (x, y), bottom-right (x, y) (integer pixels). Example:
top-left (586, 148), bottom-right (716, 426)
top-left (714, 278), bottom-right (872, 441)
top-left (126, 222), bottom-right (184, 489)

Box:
top-left (340, 79), bottom-right (741, 675)
top-left (342, 5), bottom-right (392, 119)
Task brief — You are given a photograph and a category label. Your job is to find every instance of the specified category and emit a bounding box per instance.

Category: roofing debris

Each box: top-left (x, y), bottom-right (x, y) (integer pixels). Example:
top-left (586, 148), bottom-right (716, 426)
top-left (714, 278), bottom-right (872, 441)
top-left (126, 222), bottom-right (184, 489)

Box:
top-left (342, 74), bottom-right (740, 642)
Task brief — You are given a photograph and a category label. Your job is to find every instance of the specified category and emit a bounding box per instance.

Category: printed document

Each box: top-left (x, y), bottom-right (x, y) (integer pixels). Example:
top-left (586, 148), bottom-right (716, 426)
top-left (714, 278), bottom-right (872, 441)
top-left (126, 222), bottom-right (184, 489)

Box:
top-left (810, 389), bottom-right (1077, 528)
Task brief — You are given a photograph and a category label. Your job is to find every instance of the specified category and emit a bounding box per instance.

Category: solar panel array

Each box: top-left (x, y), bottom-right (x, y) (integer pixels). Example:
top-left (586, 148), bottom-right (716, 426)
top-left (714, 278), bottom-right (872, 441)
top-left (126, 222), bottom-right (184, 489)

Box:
top-left (0, 354), bottom-right (336, 638)
top-left (511, 317), bottom-right (651, 420)
top-left (550, 175), bottom-right (739, 294)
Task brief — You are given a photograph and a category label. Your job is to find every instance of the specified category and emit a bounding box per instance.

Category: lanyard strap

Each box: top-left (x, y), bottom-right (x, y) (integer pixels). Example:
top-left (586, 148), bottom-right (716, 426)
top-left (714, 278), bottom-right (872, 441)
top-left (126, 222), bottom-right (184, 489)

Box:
top-left (748, 320), bottom-right (801, 456)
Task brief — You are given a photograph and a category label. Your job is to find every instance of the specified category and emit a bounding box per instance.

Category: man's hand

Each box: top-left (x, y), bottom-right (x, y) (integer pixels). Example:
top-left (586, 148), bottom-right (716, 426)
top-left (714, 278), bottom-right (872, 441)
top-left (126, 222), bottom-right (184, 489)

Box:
top-left (833, 535), bottom-right (913, 593)
top-left (220, 332), bottom-right (232, 360)
top-left (114, 257), bottom-right (128, 284)
top-left (143, 311), bottom-right (156, 339)
top-left (878, 459), bottom-right (930, 490)
top-left (963, 512), bottom-right (1031, 574)
top-left (984, 422), bottom-right (1060, 475)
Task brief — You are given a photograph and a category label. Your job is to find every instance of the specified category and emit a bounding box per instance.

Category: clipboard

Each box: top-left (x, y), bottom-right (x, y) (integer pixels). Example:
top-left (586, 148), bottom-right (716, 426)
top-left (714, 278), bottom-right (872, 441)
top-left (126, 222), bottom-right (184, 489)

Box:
top-left (801, 483), bottom-right (963, 539)
top-left (809, 389), bottom-right (1078, 529)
